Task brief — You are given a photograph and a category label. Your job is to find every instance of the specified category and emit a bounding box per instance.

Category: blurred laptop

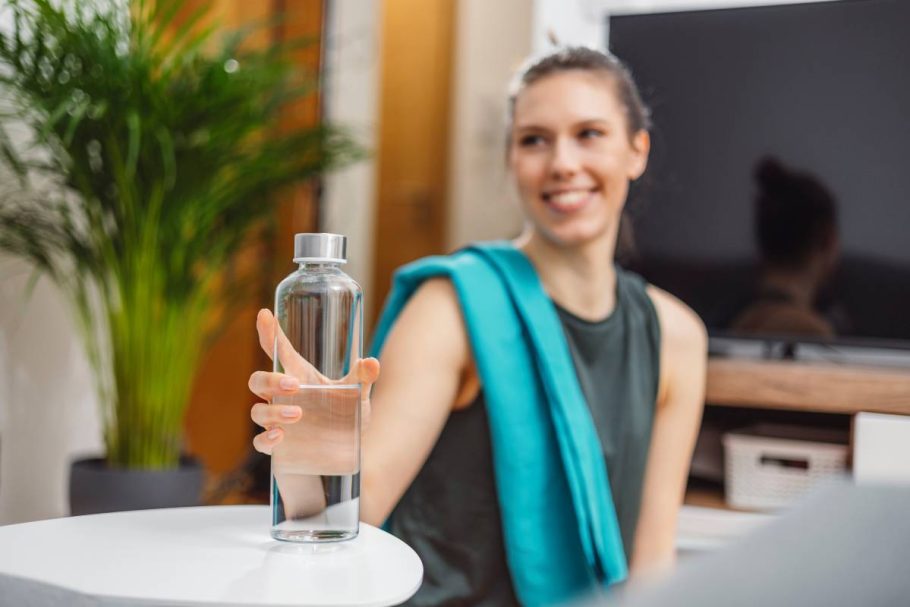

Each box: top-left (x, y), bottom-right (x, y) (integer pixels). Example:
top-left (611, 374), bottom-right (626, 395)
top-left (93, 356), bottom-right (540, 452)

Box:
top-left (596, 480), bottom-right (910, 607)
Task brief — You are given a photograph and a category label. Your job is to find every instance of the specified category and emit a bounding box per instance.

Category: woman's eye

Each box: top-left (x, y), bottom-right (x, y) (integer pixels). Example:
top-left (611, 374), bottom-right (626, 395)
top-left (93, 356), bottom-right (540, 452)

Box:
top-left (519, 134), bottom-right (546, 147)
top-left (579, 128), bottom-right (604, 140)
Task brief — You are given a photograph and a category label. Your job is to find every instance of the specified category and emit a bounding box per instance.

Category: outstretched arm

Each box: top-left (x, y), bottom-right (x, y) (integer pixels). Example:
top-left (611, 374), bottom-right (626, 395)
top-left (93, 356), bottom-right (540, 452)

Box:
top-left (249, 278), bottom-right (472, 526)
top-left (630, 287), bottom-right (707, 576)
top-left (360, 278), bottom-right (473, 524)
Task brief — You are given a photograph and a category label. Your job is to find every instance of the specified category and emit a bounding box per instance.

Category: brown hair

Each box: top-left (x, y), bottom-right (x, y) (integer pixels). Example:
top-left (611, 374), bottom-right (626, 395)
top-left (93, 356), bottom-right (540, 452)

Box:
top-left (754, 156), bottom-right (838, 269)
top-left (506, 46), bottom-right (652, 141)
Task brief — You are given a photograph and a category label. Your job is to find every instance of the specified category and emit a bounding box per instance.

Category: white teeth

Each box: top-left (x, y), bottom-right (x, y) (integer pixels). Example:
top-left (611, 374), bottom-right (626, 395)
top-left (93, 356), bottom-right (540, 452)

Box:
top-left (546, 190), bottom-right (590, 210)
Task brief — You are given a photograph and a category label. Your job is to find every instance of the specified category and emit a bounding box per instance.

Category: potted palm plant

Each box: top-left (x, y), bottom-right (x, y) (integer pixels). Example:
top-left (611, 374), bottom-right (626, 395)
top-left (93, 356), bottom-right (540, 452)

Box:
top-left (0, 0), bottom-right (360, 513)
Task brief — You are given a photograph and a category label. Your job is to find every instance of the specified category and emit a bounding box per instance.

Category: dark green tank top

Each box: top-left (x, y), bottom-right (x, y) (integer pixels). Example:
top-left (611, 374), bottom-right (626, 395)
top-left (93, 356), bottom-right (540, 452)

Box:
top-left (390, 267), bottom-right (662, 606)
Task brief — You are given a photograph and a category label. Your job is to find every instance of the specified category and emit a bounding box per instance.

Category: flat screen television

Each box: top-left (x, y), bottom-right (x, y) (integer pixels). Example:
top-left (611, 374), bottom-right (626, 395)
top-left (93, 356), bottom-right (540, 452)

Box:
top-left (609, 0), bottom-right (910, 357)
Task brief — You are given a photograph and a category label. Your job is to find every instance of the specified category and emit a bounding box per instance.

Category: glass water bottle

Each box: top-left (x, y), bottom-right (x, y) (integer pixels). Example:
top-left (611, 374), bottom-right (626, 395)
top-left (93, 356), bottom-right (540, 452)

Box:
top-left (270, 233), bottom-right (362, 542)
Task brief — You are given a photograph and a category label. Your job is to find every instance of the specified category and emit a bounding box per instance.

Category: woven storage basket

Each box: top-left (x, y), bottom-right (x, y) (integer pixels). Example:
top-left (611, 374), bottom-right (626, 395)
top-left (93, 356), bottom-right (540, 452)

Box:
top-left (723, 424), bottom-right (848, 511)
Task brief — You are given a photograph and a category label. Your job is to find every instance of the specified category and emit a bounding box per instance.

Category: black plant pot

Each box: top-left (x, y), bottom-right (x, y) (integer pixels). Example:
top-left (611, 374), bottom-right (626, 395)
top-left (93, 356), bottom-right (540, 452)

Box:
top-left (69, 456), bottom-right (205, 516)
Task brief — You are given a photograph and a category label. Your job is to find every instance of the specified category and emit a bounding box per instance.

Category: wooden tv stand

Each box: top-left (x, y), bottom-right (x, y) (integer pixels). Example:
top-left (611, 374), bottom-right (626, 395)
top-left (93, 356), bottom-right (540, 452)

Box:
top-left (706, 357), bottom-right (910, 416)
top-left (685, 357), bottom-right (910, 511)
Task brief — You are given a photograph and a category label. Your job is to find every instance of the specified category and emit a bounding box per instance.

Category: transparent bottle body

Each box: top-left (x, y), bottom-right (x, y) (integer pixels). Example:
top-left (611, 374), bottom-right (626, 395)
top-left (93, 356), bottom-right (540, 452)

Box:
top-left (271, 263), bottom-right (362, 542)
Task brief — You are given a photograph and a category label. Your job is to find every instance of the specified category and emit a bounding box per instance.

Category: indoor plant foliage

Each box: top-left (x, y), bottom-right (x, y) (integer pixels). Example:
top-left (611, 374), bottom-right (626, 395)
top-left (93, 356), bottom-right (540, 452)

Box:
top-left (0, 0), bottom-right (359, 469)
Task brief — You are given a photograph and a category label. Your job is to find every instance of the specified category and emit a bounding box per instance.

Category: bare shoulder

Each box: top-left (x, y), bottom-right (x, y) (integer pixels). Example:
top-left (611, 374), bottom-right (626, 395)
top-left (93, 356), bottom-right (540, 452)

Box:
top-left (646, 284), bottom-right (707, 354)
top-left (402, 277), bottom-right (463, 329)
top-left (381, 276), bottom-right (470, 368)
top-left (646, 285), bottom-right (708, 408)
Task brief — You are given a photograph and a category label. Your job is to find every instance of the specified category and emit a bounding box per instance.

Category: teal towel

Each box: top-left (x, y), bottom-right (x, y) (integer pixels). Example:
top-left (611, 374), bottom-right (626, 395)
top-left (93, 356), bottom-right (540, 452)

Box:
top-left (370, 241), bottom-right (628, 606)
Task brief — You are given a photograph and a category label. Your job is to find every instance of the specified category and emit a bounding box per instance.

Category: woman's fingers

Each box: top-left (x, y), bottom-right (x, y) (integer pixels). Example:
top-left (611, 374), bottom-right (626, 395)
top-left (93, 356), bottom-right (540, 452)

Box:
top-left (355, 357), bottom-right (380, 430)
top-left (253, 427), bottom-right (284, 455)
top-left (250, 402), bottom-right (302, 429)
top-left (342, 357), bottom-right (380, 388)
top-left (250, 357), bottom-right (379, 451)
top-left (357, 357), bottom-right (381, 386)
top-left (251, 402), bottom-right (300, 454)
top-left (256, 308), bottom-right (325, 383)
top-left (256, 309), bottom-right (277, 361)
top-left (274, 324), bottom-right (321, 382)
top-left (248, 371), bottom-right (301, 401)
top-left (357, 357), bottom-right (381, 406)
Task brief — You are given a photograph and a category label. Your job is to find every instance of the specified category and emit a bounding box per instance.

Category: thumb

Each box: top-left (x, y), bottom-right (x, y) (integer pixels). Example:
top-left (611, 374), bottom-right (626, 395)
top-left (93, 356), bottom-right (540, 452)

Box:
top-left (357, 357), bottom-right (381, 389)
top-left (256, 308), bottom-right (276, 360)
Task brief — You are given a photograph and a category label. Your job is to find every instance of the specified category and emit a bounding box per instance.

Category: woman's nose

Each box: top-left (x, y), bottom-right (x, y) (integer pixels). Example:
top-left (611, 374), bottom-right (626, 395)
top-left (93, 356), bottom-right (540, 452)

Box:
top-left (549, 139), bottom-right (580, 179)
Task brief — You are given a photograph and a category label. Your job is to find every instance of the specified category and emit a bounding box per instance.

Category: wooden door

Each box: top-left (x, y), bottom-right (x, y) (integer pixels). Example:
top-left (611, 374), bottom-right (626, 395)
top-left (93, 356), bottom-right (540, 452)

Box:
top-left (372, 0), bottom-right (455, 320)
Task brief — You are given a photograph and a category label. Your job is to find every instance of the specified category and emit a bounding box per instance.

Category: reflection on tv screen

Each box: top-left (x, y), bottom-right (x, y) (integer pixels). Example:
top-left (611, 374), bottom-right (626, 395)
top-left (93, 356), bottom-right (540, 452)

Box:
top-left (611, 0), bottom-right (910, 346)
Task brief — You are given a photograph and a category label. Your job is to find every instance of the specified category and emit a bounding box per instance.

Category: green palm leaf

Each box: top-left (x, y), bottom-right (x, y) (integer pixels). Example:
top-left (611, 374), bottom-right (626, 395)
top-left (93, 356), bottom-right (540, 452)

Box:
top-left (0, 0), bottom-right (362, 468)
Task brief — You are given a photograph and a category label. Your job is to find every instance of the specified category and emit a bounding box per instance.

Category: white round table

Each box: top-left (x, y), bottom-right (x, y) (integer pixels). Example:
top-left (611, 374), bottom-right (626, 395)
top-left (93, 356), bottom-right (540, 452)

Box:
top-left (0, 505), bottom-right (422, 606)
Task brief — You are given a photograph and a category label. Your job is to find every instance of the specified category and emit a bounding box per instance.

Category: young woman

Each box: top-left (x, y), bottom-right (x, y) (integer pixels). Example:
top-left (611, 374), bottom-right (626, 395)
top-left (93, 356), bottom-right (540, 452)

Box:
top-left (249, 47), bottom-right (707, 606)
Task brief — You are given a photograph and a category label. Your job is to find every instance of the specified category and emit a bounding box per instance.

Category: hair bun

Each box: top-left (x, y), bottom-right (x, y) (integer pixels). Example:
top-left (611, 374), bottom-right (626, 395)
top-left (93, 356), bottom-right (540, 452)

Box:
top-left (755, 156), bottom-right (790, 192)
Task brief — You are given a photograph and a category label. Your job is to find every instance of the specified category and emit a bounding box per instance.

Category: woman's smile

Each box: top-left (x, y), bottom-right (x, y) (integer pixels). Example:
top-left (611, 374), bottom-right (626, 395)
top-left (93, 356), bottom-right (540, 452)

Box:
top-left (541, 186), bottom-right (599, 214)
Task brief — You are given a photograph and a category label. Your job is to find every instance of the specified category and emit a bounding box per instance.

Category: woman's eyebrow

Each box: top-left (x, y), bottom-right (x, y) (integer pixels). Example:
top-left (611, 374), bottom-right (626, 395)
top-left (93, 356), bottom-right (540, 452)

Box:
top-left (515, 117), bottom-right (611, 132)
top-left (575, 117), bottom-right (611, 127)
top-left (513, 123), bottom-right (551, 133)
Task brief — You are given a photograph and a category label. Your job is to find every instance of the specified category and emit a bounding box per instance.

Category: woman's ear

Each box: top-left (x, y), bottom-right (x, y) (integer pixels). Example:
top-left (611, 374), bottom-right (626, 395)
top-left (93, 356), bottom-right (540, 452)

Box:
top-left (628, 130), bottom-right (651, 181)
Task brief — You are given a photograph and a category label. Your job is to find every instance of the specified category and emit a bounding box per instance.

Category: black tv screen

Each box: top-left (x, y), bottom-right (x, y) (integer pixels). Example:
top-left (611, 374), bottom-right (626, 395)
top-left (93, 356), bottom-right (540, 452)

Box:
top-left (609, 0), bottom-right (910, 348)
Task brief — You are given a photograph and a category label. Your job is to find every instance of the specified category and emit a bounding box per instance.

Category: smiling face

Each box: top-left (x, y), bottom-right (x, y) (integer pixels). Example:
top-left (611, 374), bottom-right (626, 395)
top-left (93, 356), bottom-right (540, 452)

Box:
top-left (508, 70), bottom-right (650, 250)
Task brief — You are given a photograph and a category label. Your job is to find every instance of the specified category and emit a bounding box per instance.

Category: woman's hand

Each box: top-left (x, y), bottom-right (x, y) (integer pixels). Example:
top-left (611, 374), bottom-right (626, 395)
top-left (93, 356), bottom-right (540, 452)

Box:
top-left (248, 308), bottom-right (380, 455)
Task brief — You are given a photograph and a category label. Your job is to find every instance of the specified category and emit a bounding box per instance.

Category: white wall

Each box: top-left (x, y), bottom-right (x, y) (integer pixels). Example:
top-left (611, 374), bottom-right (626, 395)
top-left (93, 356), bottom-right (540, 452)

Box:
top-left (601, 0), bottom-right (837, 16)
top-left (321, 0), bottom-right (382, 297)
top-left (0, 260), bottom-right (103, 524)
top-left (532, 0), bottom-right (607, 53)
top-left (0, 5), bottom-right (104, 525)
top-left (446, 0), bottom-right (532, 248)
